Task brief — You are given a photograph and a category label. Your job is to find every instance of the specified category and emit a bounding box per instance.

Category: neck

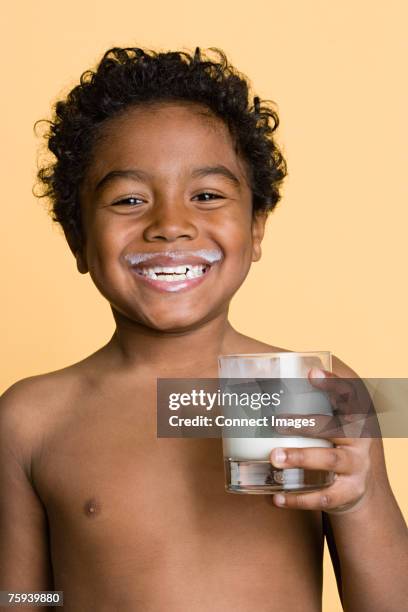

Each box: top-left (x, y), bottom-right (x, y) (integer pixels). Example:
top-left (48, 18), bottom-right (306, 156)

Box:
top-left (105, 308), bottom-right (241, 376)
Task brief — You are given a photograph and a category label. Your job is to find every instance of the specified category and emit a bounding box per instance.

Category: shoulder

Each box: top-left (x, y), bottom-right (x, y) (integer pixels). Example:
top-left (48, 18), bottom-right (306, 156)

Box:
top-left (1, 364), bottom-right (84, 412)
top-left (0, 376), bottom-right (50, 468)
top-left (0, 343), bottom-right (109, 419)
top-left (0, 361), bottom-right (92, 464)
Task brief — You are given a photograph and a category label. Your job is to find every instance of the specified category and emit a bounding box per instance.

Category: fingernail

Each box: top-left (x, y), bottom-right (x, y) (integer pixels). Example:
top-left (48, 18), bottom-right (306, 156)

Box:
top-left (272, 448), bottom-right (287, 465)
top-left (274, 494), bottom-right (286, 506)
top-left (311, 367), bottom-right (326, 379)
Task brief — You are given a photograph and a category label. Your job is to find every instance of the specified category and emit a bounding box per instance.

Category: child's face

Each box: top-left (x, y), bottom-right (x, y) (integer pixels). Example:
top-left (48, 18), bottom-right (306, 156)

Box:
top-left (78, 102), bottom-right (267, 331)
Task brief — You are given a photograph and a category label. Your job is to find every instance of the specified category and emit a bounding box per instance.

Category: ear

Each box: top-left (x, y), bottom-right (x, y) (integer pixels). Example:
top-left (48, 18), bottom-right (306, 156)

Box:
top-left (75, 249), bottom-right (89, 274)
top-left (63, 228), bottom-right (88, 274)
top-left (251, 210), bottom-right (268, 262)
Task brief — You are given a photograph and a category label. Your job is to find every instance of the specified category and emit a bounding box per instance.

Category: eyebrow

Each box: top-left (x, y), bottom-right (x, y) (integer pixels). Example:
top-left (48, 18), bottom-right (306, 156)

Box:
top-left (94, 165), bottom-right (241, 192)
top-left (191, 165), bottom-right (241, 186)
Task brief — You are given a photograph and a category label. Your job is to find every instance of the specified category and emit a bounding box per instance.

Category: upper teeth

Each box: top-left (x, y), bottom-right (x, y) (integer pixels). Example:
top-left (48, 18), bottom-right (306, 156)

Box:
top-left (137, 264), bottom-right (208, 281)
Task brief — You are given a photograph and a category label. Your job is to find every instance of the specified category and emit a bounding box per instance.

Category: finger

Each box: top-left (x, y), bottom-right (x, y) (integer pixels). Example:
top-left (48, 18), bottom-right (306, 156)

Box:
top-left (270, 446), bottom-right (356, 474)
top-left (308, 370), bottom-right (373, 412)
top-left (308, 370), bottom-right (376, 426)
top-left (308, 368), bottom-right (358, 400)
top-left (273, 475), bottom-right (366, 512)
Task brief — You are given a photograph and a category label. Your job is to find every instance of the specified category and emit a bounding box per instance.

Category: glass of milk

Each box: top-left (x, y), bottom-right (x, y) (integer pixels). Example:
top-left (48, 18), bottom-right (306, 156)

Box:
top-left (218, 351), bottom-right (335, 494)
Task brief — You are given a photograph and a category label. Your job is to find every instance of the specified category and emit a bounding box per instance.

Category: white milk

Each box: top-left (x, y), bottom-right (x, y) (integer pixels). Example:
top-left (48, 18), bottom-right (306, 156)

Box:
top-left (223, 436), bottom-right (331, 461)
top-left (218, 352), bottom-right (333, 461)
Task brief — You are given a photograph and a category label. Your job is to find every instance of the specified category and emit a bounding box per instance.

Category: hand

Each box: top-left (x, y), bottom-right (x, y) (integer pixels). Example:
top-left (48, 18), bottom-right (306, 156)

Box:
top-left (269, 367), bottom-right (379, 514)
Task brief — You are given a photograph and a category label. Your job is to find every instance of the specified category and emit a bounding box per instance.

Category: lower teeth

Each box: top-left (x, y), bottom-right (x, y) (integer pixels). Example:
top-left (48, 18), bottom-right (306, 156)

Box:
top-left (156, 272), bottom-right (203, 281)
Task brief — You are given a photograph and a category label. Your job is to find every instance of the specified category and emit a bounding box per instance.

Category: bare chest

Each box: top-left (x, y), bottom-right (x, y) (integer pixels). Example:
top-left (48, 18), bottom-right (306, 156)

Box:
top-left (34, 396), bottom-right (324, 609)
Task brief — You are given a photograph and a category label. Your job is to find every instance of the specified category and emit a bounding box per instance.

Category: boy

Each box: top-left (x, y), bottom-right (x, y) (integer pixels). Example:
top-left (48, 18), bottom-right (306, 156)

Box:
top-left (0, 46), bottom-right (407, 611)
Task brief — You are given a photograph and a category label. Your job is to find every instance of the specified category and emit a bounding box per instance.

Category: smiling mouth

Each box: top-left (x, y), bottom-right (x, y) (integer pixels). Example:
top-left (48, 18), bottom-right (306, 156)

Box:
top-left (134, 263), bottom-right (211, 282)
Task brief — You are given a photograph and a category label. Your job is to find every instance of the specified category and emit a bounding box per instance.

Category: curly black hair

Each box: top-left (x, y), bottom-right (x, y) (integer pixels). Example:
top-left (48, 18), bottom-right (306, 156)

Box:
top-left (36, 46), bottom-right (287, 251)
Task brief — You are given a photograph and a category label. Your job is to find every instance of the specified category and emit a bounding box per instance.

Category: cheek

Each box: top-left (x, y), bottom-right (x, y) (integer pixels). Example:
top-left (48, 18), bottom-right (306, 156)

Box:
top-left (84, 219), bottom-right (127, 287)
top-left (211, 217), bottom-right (254, 289)
top-left (87, 211), bottom-right (128, 256)
top-left (219, 213), bottom-right (254, 262)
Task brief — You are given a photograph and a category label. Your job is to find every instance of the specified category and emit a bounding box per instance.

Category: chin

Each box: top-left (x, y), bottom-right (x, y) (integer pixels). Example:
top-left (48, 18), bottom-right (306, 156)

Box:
top-left (145, 315), bottom-right (205, 333)
top-left (113, 301), bottom-right (218, 333)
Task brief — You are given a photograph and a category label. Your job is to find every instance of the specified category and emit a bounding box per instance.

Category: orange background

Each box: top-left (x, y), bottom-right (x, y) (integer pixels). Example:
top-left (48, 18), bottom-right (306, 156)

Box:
top-left (1, 2), bottom-right (407, 609)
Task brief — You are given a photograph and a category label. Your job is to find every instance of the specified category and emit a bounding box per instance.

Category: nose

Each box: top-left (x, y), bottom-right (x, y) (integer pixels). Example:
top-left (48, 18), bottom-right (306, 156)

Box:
top-left (142, 196), bottom-right (199, 242)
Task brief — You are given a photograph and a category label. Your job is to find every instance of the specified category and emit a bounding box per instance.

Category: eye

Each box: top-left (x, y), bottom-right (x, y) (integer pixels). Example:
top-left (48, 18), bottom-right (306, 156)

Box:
top-left (192, 192), bottom-right (225, 202)
top-left (111, 196), bottom-right (145, 206)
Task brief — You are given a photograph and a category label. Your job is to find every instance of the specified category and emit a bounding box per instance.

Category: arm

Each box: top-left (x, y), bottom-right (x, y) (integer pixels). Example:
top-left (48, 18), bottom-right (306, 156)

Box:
top-left (322, 511), bottom-right (344, 608)
top-left (327, 357), bottom-right (408, 611)
top-left (0, 381), bottom-right (54, 611)
top-left (326, 438), bottom-right (407, 612)
top-left (270, 356), bottom-right (408, 611)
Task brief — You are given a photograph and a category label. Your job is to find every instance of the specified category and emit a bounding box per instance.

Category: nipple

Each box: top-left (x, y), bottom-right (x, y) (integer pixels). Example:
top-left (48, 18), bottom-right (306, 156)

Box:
top-left (83, 497), bottom-right (101, 518)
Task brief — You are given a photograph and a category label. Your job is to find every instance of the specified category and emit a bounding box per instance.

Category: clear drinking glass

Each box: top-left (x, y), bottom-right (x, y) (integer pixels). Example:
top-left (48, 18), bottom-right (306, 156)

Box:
top-left (218, 351), bottom-right (335, 494)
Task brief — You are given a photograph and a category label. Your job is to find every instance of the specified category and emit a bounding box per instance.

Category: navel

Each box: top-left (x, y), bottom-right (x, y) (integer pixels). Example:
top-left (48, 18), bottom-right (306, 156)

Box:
top-left (83, 497), bottom-right (101, 518)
